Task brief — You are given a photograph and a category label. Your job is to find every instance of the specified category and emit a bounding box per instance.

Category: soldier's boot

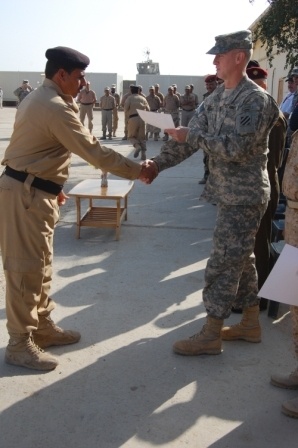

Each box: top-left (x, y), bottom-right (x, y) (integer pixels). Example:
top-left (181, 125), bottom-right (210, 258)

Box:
top-left (173, 316), bottom-right (223, 356)
top-left (271, 367), bottom-right (298, 389)
top-left (113, 131), bottom-right (116, 137)
top-left (32, 315), bottom-right (81, 349)
top-left (122, 132), bottom-right (128, 141)
top-left (145, 132), bottom-right (149, 141)
top-left (154, 133), bottom-right (159, 141)
top-left (100, 132), bottom-right (106, 140)
top-left (133, 144), bottom-right (141, 158)
top-left (162, 133), bottom-right (169, 141)
top-left (221, 305), bottom-right (261, 342)
top-left (282, 397), bottom-right (298, 419)
top-left (141, 150), bottom-right (146, 161)
top-left (5, 333), bottom-right (58, 371)
top-left (108, 133), bottom-right (112, 140)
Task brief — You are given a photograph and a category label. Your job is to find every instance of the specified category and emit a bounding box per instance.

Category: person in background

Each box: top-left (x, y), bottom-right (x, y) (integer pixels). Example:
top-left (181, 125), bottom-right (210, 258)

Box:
top-left (279, 74), bottom-right (296, 120)
top-left (145, 86), bottom-right (161, 141)
top-left (77, 81), bottom-right (97, 133)
top-left (124, 84), bottom-right (149, 160)
top-left (189, 84), bottom-right (199, 108)
top-left (0, 87), bottom-right (3, 108)
top-left (110, 84), bottom-right (120, 137)
top-left (240, 66), bottom-right (286, 312)
top-left (162, 86), bottom-right (180, 141)
top-left (99, 86), bottom-right (115, 140)
top-left (199, 75), bottom-right (218, 185)
top-left (180, 85), bottom-right (196, 126)
top-left (13, 80), bottom-right (34, 107)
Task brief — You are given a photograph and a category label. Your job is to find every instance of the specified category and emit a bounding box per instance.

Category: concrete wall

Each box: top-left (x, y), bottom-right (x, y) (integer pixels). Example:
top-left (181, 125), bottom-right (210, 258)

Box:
top-left (0, 71), bottom-right (123, 104)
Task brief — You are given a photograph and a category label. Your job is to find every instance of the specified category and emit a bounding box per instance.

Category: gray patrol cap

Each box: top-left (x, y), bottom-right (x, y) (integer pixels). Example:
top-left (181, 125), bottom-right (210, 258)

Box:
top-left (290, 67), bottom-right (298, 77)
top-left (206, 30), bottom-right (252, 55)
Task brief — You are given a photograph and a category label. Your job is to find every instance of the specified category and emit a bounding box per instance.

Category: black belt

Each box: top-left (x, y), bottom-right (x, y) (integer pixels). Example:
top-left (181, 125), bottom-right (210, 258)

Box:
top-left (81, 102), bottom-right (93, 105)
top-left (151, 109), bottom-right (158, 112)
top-left (182, 109), bottom-right (195, 111)
top-left (129, 113), bottom-right (139, 118)
top-left (3, 166), bottom-right (63, 196)
top-left (103, 108), bottom-right (113, 111)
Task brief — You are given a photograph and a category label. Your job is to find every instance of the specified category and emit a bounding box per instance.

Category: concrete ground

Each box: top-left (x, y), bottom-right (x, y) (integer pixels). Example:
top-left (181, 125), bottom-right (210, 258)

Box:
top-left (0, 107), bottom-right (296, 448)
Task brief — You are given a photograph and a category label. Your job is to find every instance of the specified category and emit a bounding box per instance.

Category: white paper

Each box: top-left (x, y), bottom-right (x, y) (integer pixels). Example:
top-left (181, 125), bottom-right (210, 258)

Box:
top-left (137, 110), bottom-right (175, 130)
top-left (258, 243), bottom-right (298, 306)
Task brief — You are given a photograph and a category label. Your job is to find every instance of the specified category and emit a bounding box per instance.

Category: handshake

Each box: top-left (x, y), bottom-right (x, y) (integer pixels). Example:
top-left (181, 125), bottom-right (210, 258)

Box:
top-left (138, 159), bottom-right (159, 184)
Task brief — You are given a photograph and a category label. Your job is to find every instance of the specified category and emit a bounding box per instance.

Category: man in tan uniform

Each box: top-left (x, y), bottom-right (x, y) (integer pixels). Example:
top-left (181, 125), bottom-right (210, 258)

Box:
top-left (77, 81), bottom-right (97, 132)
top-left (180, 85), bottom-right (196, 126)
top-left (124, 85), bottom-right (149, 160)
top-left (120, 86), bottom-right (133, 140)
top-left (145, 86), bottom-right (161, 141)
top-left (99, 87), bottom-right (115, 140)
top-left (270, 112), bottom-right (298, 419)
top-left (162, 86), bottom-right (180, 141)
top-left (110, 84), bottom-right (120, 137)
top-left (0, 46), bottom-right (154, 371)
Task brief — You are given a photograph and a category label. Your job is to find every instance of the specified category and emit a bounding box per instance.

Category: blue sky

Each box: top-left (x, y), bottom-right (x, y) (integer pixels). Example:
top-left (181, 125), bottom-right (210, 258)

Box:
top-left (1, 0), bottom-right (269, 78)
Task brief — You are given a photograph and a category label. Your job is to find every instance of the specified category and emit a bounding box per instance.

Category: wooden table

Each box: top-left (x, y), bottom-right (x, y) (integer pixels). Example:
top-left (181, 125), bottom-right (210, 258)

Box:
top-left (68, 179), bottom-right (134, 240)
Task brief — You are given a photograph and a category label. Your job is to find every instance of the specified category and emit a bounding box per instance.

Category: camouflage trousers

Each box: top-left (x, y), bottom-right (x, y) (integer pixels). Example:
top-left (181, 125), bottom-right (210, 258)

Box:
top-left (285, 206), bottom-right (298, 358)
top-left (203, 203), bottom-right (267, 319)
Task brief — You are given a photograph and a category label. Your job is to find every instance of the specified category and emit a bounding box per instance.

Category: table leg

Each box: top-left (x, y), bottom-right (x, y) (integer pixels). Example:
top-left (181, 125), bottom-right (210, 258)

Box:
top-left (124, 194), bottom-right (128, 221)
top-left (116, 198), bottom-right (121, 240)
top-left (76, 197), bottom-right (81, 239)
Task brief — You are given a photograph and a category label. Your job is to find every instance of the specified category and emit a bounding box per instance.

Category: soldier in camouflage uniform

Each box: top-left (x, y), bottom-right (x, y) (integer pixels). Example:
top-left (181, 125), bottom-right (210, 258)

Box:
top-left (147, 30), bottom-right (279, 357)
top-left (270, 113), bottom-right (298, 418)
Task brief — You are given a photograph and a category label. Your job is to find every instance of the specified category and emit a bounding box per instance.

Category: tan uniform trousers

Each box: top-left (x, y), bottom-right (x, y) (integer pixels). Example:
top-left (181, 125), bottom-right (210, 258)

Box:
top-left (181, 109), bottom-right (195, 127)
top-left (101, 110), bottom-right (113, 134)
top-left (0, 174), bottom-right (59, 333)
top-left (284, 206), bottom-right (298, 357)
top-left (112, 108), bottom-right (119, 134)
top-left (165, 111), bottom-right (180, 128)
top-left (79, 104), bottom-right (94, 132)
top-left (128, 116), bottom-right (146, 150)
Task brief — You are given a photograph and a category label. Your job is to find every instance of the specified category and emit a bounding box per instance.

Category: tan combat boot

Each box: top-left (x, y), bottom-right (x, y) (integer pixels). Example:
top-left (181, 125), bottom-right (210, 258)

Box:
top-left (271, 367), bottom-right (298, 389)
top-left (32, 315), bottom-right (81, 349)
top-left (5, 333), bottom-right (58, 371)
top-left (282, 397), bottom-right (298, 418)
top-left (221, 305), bottom-right (261, 342)
top-left (173, 316), bottom-right (223, 356)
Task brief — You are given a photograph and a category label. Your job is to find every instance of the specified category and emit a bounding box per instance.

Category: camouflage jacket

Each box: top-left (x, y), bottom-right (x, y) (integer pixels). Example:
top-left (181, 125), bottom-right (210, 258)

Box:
top-left (154, 76), bottom-right (279, 205)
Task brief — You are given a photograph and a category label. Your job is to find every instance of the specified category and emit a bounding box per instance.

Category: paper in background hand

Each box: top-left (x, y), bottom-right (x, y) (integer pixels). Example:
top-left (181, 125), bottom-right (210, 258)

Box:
top-left (258, 243), bottom-right (298, 306)
top-left (137, 110), bottom-right (175, 130)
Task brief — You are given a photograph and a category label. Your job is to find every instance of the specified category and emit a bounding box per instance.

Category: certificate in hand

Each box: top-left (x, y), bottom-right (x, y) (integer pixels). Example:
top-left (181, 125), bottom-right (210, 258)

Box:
top-left (137, 109), bottom-right (175, 130)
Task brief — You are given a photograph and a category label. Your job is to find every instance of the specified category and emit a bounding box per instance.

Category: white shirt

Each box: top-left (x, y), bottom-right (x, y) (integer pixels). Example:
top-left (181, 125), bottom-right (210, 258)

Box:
top-left (280, 92), bottom-right (295, 115)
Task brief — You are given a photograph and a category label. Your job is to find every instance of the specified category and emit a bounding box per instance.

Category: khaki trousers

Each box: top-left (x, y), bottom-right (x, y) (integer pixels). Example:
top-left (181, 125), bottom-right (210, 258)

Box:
top-left (128, 116), bottom-right (146, 150)
top-left (79, 104), bottom-right (94, 132)
top-left (0, 174), bottom-right (59, 333)
top-left (112, 108), bottom-right (119, 134)
top-left (101, 110), bottom-right (113, 134)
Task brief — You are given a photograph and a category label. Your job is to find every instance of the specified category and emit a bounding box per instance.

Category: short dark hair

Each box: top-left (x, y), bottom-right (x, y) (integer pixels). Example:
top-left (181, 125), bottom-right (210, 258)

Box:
top-left (45, 60), bottom-right (75, 79)
top-left (130, 85), bottom-right (139, 94)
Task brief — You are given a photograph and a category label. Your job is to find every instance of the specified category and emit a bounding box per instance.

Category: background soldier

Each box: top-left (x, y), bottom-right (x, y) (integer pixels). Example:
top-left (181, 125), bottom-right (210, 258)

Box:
top-left (110, 84), bottom-right (120, 137)
top-left (99, 87), bottom-right (115, 140)
top-left (145, 86), bottom-right (161, 141)
top-left (180, 85), bottom-right (196, 126)
top-left (77, 81), bottom-right (97, 133)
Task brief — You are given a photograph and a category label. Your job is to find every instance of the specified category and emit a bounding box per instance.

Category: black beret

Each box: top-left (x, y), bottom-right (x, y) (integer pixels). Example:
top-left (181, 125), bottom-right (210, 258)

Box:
top-left (247, 59), bottom-right (260, 69)
top-left (45, 46), bottom-right (90, 70)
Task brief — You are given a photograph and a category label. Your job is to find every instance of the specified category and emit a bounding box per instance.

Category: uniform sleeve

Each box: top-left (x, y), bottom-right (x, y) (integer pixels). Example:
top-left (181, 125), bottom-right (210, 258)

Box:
top-left (50, 104), bottom-right (141, 180)
top-left (187, 92), bottom-right (280, 163)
